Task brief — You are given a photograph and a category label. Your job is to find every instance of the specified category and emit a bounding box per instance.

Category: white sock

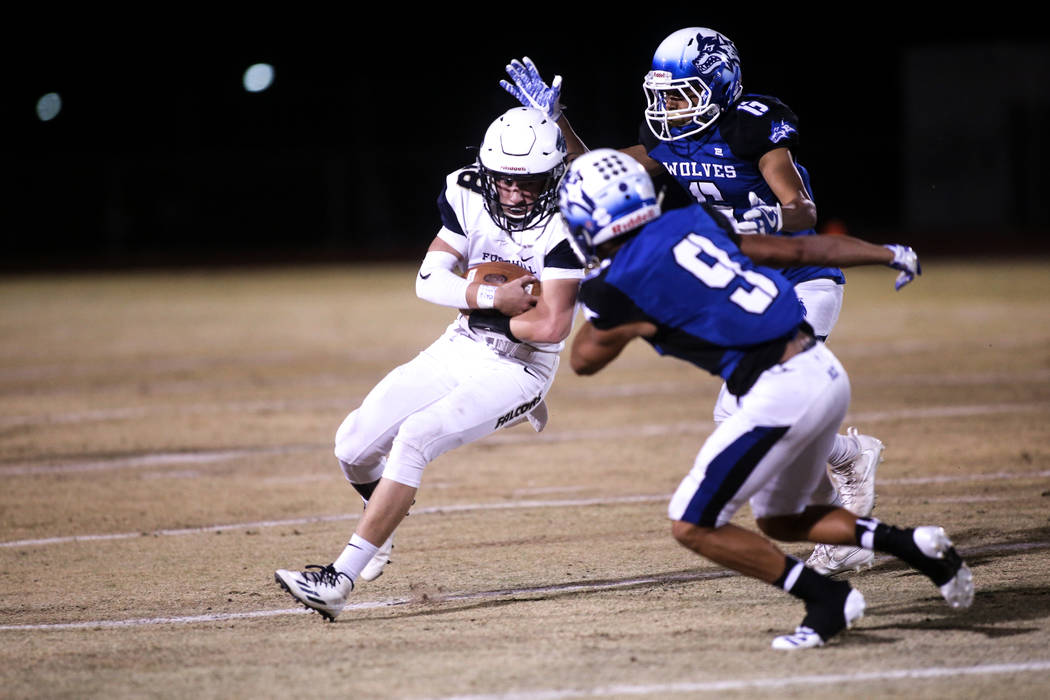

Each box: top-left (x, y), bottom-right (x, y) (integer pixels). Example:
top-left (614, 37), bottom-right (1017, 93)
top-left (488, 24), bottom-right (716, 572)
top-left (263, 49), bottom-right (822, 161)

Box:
top-left (333, 533), bottom-right (379, 581)
top-left (827, 432), bottom-right (860, 468)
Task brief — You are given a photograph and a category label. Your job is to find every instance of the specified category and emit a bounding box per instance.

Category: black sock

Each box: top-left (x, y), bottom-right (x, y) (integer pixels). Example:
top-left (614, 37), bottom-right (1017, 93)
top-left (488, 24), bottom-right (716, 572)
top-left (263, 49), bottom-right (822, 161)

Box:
top-left (855, 517), bottom-right (955, 585)
top-left (773, 555), bottom-right (853, 640)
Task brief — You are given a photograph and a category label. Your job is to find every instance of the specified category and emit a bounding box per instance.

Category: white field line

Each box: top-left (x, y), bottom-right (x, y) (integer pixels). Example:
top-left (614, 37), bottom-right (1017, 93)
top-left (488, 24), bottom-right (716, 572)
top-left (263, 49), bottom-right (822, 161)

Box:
top-left (2, 400), bottom-right (1046, 477)
top-left (4, 465), bottom-right (1050, 550)
top-left (2, 368), bottom-right (1047, 430)
top-left (417, 661), bottom-right (1050, 700)
top-left (0, 541), bottom-right (1046, 633)
top-left (0, 495), bottom-right (670, 548)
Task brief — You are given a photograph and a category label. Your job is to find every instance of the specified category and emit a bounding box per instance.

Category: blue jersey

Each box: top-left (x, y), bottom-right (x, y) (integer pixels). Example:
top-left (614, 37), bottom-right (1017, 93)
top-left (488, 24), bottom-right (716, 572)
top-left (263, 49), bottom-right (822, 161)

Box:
top-left (578, 204), bottom-right (805, 396)
top-left (641, 94), bottom-right (844, 286)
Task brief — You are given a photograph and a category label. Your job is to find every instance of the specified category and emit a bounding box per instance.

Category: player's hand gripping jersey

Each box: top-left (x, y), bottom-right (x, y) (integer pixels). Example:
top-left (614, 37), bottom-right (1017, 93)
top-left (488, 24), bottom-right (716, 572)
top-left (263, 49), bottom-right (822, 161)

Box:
top-left (578, 203), bottom-right (804, 396)
top-left (640, 95), bottom-right (844, 287)
top-left (437, 164), bottom-right (583, 353)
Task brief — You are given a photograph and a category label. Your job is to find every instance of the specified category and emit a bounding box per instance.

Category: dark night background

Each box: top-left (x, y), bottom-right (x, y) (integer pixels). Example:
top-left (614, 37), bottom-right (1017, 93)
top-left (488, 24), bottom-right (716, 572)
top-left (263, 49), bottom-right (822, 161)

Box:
top-left (2, 17), bottom-right (1048, 271)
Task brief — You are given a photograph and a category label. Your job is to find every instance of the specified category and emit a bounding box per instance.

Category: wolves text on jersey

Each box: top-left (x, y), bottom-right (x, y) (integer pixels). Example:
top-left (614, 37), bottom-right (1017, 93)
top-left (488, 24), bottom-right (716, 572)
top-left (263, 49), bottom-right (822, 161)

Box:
top-left (660, 161), bottom-right (738, 179)
top-left (495, 394), bottom-right (543, 429)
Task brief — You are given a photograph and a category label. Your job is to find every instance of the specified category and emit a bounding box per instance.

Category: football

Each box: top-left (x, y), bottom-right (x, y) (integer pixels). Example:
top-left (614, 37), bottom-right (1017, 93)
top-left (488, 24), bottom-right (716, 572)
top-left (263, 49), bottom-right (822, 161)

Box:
top-left (466, 261), bottom-right (540, 296)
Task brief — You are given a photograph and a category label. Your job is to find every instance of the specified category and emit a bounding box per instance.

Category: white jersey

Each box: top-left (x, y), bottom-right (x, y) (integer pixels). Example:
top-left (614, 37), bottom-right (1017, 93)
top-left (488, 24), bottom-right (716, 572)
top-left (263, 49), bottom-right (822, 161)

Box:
top-left (435, 165), bottom-right (584, 353)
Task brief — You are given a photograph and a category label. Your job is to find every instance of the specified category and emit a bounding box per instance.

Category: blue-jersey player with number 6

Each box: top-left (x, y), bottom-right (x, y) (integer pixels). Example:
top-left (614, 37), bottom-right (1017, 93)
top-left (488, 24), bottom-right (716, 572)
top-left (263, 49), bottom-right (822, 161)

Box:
top-left (501, 27), bottom-right (906, 575)
top-left (559, 148), bottom-right (972, 649)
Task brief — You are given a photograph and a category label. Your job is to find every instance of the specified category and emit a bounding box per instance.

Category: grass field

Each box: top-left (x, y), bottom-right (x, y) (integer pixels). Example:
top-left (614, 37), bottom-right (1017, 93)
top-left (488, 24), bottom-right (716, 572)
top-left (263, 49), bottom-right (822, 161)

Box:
top-left (1, 259), bottom-right (1049, 699)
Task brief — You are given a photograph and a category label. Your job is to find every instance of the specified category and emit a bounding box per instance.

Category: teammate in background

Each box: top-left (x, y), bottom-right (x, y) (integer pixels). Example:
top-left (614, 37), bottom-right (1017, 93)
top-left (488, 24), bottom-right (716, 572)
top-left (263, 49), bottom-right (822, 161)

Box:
top-left (274, 107), bottom-right (584, 619)
top-left (560, 149), bottom-right (971, 649)
top-left (502, 30), bottom-right (885, 575)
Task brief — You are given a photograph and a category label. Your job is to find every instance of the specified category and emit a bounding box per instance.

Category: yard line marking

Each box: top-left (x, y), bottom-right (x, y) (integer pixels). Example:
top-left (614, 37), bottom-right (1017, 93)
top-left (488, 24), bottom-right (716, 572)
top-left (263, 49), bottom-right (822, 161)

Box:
top-left (2, 401), bottom-right (1045, 476)
top-left (0, 570), bottom-right (741, 631)
top-left (417, 661), bottom-right (1050, 700)
top-left (0, 540), bottom-right (1045, 632)
top-left (0, 495), bottom-right (670, 548)
top-left (0, 444), bottom-right (323, 476)
top-left (4, 465), bottom-right (1049, 549)
top-left (880, 470), bottom-right (1050, 486)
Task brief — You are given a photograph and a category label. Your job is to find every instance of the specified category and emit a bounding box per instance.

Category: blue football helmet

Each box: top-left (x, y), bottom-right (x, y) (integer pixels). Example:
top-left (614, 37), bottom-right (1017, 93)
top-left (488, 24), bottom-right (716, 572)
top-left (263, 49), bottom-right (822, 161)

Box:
top-left (643, 27), bottom-right (743, 141)
top-left (557, 149), bottom-right (661, 268)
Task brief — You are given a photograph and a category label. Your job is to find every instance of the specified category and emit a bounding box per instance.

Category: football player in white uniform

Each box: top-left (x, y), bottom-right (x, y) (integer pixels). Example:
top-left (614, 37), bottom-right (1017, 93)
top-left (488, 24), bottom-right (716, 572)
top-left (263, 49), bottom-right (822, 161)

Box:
top-left (274, 107), bottom-right (584, 620)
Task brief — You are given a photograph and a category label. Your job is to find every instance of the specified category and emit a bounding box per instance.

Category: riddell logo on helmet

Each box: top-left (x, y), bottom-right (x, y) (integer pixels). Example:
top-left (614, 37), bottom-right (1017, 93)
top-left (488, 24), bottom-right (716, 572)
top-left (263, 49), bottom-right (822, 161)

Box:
top-left (499, 166), bottom-right (528, 172)
top-left (608, 208), bottom-right (658, 236)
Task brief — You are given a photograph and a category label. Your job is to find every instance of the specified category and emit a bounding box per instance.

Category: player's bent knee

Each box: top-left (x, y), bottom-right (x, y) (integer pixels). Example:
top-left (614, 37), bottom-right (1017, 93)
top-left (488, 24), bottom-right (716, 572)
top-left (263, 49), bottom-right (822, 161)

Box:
top-left (671, 520), bottom-right (715, 551)
top-left (395, 411), bottom-right (451, 461)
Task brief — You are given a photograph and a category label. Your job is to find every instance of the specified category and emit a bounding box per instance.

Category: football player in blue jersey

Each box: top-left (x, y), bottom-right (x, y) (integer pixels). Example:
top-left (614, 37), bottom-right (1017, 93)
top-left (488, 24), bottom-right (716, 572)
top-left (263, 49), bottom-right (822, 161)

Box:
top-left (502, 29), bottom-right (889, 575)
top-left (558, 148), bottom-right (972, 649)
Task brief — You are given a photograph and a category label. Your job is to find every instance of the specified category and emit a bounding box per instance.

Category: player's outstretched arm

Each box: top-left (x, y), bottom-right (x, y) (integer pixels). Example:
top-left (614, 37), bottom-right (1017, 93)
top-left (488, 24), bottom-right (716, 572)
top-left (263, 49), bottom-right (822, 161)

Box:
top-left (500, 56), bottom-right (587, 160)
top-left (739, 234), bottom-right (921, 290)
top-left (570, 320), bottom-right (657, 376)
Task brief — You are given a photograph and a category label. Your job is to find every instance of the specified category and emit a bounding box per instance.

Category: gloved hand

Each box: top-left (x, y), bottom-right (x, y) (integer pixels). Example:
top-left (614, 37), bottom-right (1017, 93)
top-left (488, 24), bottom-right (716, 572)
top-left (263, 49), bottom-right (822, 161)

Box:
top-left (500, 56), bottom-right (563, 121)
top-left (884, 244), bottom-right (922, 290)
top-left (732, 192), bottom-right (783, 235)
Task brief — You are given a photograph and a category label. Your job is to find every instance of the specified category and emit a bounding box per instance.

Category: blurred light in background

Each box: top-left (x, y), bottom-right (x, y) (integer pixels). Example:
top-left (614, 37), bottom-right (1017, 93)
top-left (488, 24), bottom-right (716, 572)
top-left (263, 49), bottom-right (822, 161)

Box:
top-left (243, 63), bottom-right (275, 92)
top-left (36, 92), bottom-right (62, 121)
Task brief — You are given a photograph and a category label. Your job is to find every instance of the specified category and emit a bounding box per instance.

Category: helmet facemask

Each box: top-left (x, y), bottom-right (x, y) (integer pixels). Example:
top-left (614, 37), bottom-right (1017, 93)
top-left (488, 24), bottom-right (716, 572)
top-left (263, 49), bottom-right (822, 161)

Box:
top-left (644, 72), bottom-right (720, 141)
top-left (477, 165), bottom-right (565, 233)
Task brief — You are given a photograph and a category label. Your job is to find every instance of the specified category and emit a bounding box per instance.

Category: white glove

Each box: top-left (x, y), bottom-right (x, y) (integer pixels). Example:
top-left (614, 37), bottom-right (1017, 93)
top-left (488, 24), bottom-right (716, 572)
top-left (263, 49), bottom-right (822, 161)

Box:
top-left (884, 244), bottom-right (921, 290)
top-left (732, 192), bottom-right (783, 235)
top-left (500, 56), bottom-right (563, 121)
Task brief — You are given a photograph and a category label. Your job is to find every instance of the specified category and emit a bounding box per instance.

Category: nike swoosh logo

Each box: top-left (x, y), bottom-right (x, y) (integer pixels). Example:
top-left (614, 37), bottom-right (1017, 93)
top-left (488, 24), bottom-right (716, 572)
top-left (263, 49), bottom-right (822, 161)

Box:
top-left (523, 366), bottom-right (540, 379)
top-left (419, 273), bottom-right (431, 279)
top-left (520, 255), bottom-right (534, 262)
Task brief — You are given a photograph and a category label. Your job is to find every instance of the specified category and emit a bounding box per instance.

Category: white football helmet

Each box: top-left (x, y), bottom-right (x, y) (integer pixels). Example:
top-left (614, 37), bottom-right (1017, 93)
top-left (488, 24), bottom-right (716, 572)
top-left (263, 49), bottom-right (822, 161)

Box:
top-left (557, 149), bottom-right (661, 268)
top-left (478, 107), bottom-right (567, 232)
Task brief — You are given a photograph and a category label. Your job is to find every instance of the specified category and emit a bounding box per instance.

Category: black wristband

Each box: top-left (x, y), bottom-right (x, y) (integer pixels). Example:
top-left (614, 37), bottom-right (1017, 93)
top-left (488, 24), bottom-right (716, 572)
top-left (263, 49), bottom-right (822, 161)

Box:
top-left (468, 312), bottom-right (521, 343)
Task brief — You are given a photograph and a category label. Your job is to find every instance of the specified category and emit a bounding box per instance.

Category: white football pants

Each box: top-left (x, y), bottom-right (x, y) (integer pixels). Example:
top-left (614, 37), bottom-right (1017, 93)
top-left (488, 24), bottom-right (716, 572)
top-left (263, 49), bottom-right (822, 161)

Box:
top-left (334, 327), bottom-right (558, 488)
top-left (669, 342), bottom-right (850, 526)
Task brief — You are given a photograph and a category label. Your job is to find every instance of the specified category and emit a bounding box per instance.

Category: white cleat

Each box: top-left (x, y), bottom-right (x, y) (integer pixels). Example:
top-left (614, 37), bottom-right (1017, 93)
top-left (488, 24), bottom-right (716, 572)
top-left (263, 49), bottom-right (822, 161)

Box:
top-left (806, 543), bottom-right (876, 576)
top-left (274, 564), bottom-right (353, 621)
top-left (358, 535), bottom-right (394, 582)
top-left (829, 427), bottom-right (884, 518)
top-left (913, 526), bottom-right (975, 609)
top-left (772, 589), bottom-right (866, 650)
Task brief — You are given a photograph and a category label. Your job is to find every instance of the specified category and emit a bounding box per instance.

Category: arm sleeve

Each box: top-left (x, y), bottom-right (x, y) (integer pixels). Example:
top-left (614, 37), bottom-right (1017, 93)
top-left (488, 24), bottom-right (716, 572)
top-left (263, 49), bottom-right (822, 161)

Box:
top-left (415, 250), bottom-right (471, 308)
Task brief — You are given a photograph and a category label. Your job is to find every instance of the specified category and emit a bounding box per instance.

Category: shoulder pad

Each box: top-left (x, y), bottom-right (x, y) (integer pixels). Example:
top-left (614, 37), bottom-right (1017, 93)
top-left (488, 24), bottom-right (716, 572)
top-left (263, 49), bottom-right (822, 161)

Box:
top-left (456, 167), bottom-right (485, 195)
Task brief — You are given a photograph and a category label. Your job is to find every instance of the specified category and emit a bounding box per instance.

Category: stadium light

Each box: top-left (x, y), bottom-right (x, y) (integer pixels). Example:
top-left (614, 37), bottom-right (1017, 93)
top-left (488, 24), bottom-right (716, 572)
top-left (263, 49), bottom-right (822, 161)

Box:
top-left (243, 63), bottom-right (275, 93)
top-left (36, 92), bottom-right (62, 121)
